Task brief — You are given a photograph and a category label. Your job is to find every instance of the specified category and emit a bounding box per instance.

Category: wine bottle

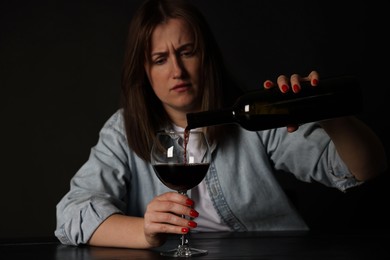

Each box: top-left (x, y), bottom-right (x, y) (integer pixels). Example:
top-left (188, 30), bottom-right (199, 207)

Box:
top-left (186, 75), bottom-right (363, 131)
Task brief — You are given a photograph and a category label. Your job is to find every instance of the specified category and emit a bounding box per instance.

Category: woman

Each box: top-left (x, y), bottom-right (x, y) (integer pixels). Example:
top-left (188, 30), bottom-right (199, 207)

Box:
top-left (55, 0), bottom-right (387, 249)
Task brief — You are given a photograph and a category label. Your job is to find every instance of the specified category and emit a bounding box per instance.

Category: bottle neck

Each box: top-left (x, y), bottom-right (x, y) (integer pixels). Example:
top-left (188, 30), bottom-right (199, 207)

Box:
top-left (186, 109), bottom-right (235, 130)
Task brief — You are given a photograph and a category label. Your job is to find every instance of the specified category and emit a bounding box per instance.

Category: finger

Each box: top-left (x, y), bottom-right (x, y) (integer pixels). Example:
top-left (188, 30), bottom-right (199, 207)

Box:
top-left (290, 74), bottom-right (302, 93)
top-left (146, 221), bottom-right (191, 235)
top-left (144, 214), bottom-right (191, 235)
top-left (276, 75), bottom-right (290, 93)
top-left (286, 125), bottom-right (299, 133)
top-left (148, 199), bottom-right (199, 219)
top-left (308, 70), bottom-right (319, 86)
top-left (300, 70), bottom-right (319, 86)
top-left (146, 211), bottom-right (192, 227)
top-left (155, 192), bottom-right (194, 207)
top-left (145, 212), bottom-right (198, 234)
top-left (263, 80), bottom-right (274, 89)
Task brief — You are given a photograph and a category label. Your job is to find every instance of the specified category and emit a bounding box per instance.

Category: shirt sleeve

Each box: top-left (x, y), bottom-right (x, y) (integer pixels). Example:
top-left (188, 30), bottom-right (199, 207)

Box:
top-left (261, 122), bottom-right (363, 192)
top-left (54, 110), bottom-right (130, 245)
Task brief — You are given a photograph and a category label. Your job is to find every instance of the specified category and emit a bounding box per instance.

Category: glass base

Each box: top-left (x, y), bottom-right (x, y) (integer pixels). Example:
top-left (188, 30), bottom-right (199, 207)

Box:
top-left (160, 244), bottom-right (208, 258)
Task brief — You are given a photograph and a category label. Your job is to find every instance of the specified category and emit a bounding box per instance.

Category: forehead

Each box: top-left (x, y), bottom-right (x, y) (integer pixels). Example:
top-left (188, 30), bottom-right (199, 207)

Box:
top-left (150, 18), bottom-right (194, 50)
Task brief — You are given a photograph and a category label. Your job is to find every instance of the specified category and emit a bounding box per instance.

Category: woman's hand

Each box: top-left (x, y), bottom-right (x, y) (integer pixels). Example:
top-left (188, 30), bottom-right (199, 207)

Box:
top-left (143, 191), bottom-right (198, 247)
top-left (263, 70), bottom-right (320, 132)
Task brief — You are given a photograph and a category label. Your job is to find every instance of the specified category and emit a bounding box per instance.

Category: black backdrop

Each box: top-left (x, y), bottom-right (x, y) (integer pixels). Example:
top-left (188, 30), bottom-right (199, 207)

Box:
top-left (1, 0), bottom-right (389, 240)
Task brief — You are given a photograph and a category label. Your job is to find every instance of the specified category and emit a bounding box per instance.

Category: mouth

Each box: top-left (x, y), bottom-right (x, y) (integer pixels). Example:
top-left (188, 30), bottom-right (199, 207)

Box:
top-left (171, 83), bottom-right (191, 92)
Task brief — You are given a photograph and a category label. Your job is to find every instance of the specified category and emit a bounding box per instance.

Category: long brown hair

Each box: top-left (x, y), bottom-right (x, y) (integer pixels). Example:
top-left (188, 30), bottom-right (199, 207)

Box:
top-left (121, 0), bottom-right (242, 162)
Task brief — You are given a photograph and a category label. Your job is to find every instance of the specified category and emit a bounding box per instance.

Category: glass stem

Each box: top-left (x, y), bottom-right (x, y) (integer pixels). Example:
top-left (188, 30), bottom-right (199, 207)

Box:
top-left (180, 233), bottom-right (188, 246)
top-left (178, 190), bottom-right (189, 247)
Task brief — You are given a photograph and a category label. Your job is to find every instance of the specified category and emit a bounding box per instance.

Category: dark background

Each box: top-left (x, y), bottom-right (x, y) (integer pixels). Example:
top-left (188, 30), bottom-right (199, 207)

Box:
top-left (1, 0), bottom-right (388, 240)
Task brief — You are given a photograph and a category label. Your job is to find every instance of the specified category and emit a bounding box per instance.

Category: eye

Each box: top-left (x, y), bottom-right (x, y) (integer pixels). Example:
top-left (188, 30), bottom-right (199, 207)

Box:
top-left (180, 49), bottom-right (194, 58)
top-left (178, 44), bottom-right (196, 58)
top-left (154, 57), bottom-right (166, 65)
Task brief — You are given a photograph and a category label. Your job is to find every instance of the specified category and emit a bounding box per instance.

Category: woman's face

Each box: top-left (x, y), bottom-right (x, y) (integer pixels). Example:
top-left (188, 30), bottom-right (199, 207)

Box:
top-left (145, 18), bottom-right (201, 123)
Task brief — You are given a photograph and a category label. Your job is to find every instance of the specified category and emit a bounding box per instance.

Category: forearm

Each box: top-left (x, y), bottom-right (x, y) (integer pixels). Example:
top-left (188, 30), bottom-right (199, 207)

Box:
top-left (88, 214), bottom-right (152, 249)
top-left (320, 116), bottom-right (387, 181)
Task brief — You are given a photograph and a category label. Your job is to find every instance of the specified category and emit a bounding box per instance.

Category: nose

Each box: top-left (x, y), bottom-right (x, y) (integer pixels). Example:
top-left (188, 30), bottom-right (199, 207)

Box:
top-left (172, 55), bottom-right (184, 79)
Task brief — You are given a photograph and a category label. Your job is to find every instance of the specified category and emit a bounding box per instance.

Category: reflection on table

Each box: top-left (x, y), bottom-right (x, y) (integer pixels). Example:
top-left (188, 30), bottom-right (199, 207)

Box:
top-left (1, 230), bottom-right (388, 259)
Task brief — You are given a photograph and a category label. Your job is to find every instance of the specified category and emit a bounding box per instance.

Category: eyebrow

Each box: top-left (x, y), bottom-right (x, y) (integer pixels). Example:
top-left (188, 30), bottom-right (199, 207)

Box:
top-left (150, 43), bottom-right (195, 58)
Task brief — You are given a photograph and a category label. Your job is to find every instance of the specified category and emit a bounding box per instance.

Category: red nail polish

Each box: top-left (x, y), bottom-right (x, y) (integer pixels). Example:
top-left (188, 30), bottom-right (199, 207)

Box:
top-left (292, 84), bottom-right (301, 92)
top-left (186, 198), bottom-right (194, 206)
top-left (189, 209), bottom-right (199, 217)
top-left (265, 81), bottom-right (273, 88)
top-left (182, 228), bottom-right (189, 233)
top-left (188, 221), bottom-right (197, 228)
top-left (312, 79), bottom-right (318, 86)
top-left (281, 84), bottom-right (289, 93)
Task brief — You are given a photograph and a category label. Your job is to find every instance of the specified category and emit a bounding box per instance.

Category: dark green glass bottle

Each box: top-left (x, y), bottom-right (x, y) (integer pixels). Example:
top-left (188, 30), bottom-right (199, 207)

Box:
top-left (186, 75), bottom-right (363, 131)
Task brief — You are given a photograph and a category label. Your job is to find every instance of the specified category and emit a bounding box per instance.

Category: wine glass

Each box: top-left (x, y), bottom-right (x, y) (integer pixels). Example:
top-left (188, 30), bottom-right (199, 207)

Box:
top-left (151, 130), bottom-right (211, 257)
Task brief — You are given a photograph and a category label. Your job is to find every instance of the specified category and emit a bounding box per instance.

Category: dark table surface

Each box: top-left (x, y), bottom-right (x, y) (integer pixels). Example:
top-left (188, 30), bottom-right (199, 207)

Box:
top-left (0, 230), bottom-right (388, 259)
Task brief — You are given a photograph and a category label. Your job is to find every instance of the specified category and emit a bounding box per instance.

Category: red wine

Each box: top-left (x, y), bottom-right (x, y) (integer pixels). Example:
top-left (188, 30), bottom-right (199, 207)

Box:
top-left (153, 163), bottom-right (210, 192)
top-left (184, 129), bottom-right (190, 164)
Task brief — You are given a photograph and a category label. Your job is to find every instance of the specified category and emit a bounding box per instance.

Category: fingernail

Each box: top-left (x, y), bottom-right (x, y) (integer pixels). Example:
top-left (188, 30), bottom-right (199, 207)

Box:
top-left (189, 209), bottom-right (199, 217)
top-left (265, 81), bottom-right (273, 88)
top-left (182, 228), bottom-right (189, 233)
top-left (312, 79), bottom-right (318, 86)
top-left (188, 221), bottom-right (197, 228)
top-left (281, 84), bottom-right (289, 93)
top-left (186, 198), bottom-right (194, 206)
top-left (292, 84), bottom-right (301, 93)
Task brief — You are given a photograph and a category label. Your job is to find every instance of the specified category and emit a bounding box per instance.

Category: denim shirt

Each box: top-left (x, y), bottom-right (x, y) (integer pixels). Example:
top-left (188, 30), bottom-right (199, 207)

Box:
top-left (55, 109), bottom-right (361, 246)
